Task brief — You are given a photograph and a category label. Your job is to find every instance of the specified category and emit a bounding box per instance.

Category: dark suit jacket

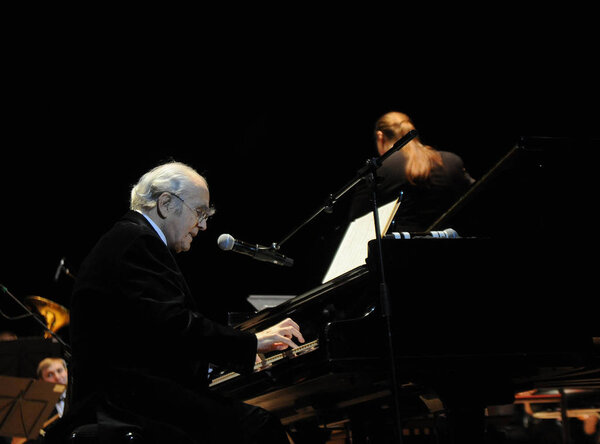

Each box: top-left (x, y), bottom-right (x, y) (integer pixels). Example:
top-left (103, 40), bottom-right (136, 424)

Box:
top-left (61, 211), bottom-right (257, 442)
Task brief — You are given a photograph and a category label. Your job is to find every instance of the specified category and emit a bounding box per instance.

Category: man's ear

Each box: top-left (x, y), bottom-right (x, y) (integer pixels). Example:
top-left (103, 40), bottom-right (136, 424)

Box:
top-left (156, 192), bottom-right (172, 218)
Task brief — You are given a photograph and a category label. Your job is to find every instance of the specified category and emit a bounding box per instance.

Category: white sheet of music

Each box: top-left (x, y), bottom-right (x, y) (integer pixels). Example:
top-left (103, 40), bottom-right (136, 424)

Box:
top-left (322, 199), bottom-right (399, 283)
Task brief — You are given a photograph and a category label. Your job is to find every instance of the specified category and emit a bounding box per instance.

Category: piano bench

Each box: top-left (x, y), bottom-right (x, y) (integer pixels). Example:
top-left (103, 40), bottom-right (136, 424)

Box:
top-left (68, 424), bottom-right (145, 443)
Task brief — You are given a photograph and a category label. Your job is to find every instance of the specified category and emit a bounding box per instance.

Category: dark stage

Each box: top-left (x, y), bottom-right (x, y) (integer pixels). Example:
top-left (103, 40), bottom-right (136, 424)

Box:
top-left (1, 47), bottom-right (599, 442)
top-left (2, 74), bottom-right (596, 332)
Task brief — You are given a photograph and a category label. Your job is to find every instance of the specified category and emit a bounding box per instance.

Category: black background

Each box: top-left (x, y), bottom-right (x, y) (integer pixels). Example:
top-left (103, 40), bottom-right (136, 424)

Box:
top-left (1, 22), bottom-right (597, 342)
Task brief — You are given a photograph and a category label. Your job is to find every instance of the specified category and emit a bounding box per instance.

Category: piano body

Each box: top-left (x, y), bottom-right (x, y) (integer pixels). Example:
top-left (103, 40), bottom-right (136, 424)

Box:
top-left (210, 139), bottom-right (600, 442)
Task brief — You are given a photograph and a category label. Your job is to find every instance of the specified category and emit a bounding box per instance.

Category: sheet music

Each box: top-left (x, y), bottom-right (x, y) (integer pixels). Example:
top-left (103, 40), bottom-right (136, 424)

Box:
top-left (322, 199), bottom-right (400, 283)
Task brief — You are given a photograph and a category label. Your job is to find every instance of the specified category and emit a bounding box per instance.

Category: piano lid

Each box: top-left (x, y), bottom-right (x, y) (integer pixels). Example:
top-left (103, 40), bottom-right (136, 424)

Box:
top-left (426, 136), bottom-right (577, 239)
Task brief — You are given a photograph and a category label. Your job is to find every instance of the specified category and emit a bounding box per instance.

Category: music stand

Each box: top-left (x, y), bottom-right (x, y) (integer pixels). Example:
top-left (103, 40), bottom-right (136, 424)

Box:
top-left (0, 375), bottom-right (65, 439)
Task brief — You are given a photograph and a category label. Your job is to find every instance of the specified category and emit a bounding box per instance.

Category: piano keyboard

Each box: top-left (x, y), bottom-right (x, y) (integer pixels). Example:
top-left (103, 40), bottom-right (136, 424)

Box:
top-left (209, 339), bottom-right (320, 387)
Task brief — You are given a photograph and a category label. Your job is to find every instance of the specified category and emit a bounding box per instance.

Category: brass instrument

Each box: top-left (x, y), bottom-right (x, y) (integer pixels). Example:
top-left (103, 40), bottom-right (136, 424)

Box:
top-left (24, 296), bottom-right (70, 339)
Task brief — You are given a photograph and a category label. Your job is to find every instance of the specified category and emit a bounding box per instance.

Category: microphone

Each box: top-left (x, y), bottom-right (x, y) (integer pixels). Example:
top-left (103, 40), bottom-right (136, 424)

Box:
top-left (384, 228), bottom-right (460, 240)
top-left (217, 234), bottom-right (294, 267)
top-left (54, 257), bottom-right (65, 282)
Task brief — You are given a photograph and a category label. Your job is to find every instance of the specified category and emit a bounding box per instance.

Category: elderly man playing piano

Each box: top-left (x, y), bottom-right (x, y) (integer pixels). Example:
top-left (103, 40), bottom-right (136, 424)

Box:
top-left (45, 161), bottom-right (303, 444)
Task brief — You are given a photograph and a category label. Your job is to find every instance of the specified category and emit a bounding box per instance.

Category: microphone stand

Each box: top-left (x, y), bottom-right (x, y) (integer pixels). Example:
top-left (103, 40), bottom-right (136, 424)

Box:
top-left (363, 160), bottom-right (404, 443)
top-left (275, 130), bottom-right (418, 442)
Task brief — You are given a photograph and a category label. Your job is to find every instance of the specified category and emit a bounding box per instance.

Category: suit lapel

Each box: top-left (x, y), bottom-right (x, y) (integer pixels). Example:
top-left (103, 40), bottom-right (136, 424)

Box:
top-left (123, 211), bottom-right (199, 311)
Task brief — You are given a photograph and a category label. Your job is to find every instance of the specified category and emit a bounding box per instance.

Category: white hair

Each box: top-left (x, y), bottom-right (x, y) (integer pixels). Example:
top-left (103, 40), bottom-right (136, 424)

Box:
top-left (130, 161), bottom-right (205, 212)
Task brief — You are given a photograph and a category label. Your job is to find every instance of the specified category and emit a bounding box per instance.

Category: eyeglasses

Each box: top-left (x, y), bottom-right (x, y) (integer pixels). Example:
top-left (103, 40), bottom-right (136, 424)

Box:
top-left (168, 192), bottom-right (215, 225)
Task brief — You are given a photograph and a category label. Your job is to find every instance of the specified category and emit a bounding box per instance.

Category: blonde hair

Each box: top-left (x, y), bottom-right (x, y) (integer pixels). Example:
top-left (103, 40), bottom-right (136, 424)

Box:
top-left (375, 111), bottom-right (442, 184)
top-left (130, 161), bottom-right (206, 212)
top-left (37, 357), bottom-right (67, 379)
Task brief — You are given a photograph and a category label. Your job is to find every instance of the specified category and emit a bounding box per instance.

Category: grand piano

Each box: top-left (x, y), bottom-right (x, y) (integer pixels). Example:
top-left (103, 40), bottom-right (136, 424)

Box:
top-left (210, 138), bottom-right (600, 442)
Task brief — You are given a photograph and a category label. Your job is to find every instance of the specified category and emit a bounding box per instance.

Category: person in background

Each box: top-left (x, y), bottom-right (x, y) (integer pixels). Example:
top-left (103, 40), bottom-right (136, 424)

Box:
top-left (348, 111), bottom-right (475, 231)
top-left (36, 357), bottom-right (68, 418)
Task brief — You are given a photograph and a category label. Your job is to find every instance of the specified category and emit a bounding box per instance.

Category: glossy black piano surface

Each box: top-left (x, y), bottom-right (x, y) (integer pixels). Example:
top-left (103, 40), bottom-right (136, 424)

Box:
top-left (210, 237), bottom-right (598, 434)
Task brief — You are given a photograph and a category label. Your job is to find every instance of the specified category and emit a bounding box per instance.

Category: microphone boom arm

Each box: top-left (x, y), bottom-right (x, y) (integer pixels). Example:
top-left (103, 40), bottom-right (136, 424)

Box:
top-left (276, 129), bottom-right (418, 248)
